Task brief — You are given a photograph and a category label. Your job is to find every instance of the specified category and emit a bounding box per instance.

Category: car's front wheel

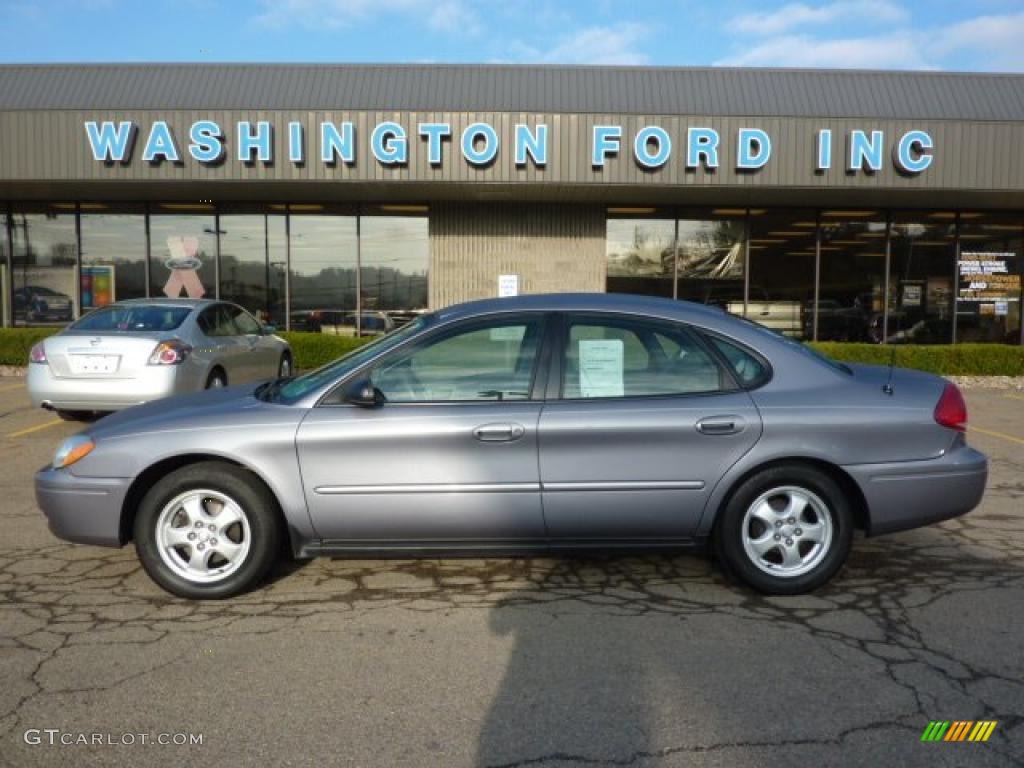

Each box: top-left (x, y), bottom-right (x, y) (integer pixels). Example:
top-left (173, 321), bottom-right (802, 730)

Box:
top-left (715, 464), bottom-right (853, 595)
top-left (134, 462), bottom-right (281, 599)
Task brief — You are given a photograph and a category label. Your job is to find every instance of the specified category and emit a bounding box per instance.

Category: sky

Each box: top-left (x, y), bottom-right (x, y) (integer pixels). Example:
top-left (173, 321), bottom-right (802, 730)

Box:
top-left (1, 0), bottom-right (1023, 71)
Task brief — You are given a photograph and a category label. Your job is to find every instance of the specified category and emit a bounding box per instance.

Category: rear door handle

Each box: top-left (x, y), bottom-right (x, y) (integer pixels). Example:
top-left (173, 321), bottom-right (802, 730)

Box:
top-left (696, 416), bottom-right (743, 435)
top-left (473, 423), bottom-right (525, 442)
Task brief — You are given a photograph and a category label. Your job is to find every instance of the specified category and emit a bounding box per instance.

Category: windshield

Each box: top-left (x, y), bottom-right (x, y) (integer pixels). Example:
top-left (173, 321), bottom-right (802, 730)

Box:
top-left (264, 316), bottom-right (429, 404)
top-left (71, 304), bottom-right (192, 332)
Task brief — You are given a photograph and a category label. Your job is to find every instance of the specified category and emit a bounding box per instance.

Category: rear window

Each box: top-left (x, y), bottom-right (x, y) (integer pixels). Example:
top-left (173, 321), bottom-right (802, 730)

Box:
top-left (72, 305), bottom-right (192, 332)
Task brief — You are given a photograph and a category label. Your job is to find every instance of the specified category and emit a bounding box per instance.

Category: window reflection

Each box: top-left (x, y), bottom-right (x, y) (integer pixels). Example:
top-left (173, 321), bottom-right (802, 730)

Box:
top-left (818, 212), bottom-right (888, 342)
top-left (288, 212), bottom-right (358, 332)
top-left (747, 210), bottom-right (816, 338)
top-left (606, 216), bottom-right (675, 299)
top-left (956, 214), bottom-right (1022, 344)
top-left (218, 211), bottom-right (287, 325)
top-left (149, 209), bottom-right (216, 300)
top-left (888, 212), bottom-right (956, 344)
top-left (360, 213), bottom-right (429, 325)
top-left (80, 207), bottom-right (147, 310)
top-left (10, 206), bottom-right (78, 327)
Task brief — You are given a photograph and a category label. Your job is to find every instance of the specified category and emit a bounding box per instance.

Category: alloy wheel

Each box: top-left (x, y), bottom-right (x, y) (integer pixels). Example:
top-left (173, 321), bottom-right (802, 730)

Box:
top-left (154, 489), bottom-right (251, 584)
top-left (741, 485), bottom-right (833, 578)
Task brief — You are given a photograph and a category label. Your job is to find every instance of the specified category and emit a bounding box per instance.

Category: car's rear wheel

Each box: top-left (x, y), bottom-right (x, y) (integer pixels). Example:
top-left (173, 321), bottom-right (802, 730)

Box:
top-left (278, 352), bottom-right (292, 378)
top-left (205, 368), bottom-right (227, 389)
top-left (134, 462), bottom-right (281, 599)
top-left (715, 464), bottom-right (852, 595)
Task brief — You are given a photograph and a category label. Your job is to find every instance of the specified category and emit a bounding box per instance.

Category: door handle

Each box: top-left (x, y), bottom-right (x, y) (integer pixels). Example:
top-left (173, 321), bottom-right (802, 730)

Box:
top-left (473, 423), bottom-right (525, 442)
top-left (696, 416), bottom-right (743, 435)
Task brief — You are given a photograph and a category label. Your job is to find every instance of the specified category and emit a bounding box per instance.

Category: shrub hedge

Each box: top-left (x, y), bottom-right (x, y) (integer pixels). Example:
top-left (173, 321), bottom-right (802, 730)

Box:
top-left (0, 328), bottom-right (1021, 375)
top-left (809, 342), bottom-right (1024, 376)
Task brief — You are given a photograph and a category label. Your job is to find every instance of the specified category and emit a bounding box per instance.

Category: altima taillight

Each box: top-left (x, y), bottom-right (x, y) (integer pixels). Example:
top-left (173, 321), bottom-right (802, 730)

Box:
top-left (148, 340), bottom-right (192, 366)
top-left (934, 382), bottom-right (967, 432)
top-left (29, 342), bottom-right (47, 364)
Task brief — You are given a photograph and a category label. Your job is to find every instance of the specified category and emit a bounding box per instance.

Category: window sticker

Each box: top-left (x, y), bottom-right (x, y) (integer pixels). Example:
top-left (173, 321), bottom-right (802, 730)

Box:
top-left (579, 339), bottom-right (624, 398)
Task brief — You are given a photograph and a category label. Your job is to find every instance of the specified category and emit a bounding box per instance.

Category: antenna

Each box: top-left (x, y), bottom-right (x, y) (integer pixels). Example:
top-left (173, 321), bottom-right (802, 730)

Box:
top-left (882, 346), bottom-right (896, 396)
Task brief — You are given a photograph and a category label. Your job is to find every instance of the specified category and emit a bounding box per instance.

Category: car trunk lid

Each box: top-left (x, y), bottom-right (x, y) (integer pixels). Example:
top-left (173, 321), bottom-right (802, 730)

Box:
top-left (43, 332), bottom-right (173, 379)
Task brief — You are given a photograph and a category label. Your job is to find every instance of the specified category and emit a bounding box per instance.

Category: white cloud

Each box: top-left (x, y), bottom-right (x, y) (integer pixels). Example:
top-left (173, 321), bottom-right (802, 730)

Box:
top-left (716, 32), bottom-right (929, 69)
top-left (508, 23), bottom-right (652, 66)
top-left (930, 12), bottom-right (1024, 70)
top-left (253, 0), bottom-right (482, 35)
top-left (733, 1), bottom-right (907, 36)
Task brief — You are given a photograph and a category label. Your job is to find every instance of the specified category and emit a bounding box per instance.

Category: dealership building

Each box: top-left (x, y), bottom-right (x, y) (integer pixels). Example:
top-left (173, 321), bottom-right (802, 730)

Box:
top-left (0, 63), bottom-right (1022, 343)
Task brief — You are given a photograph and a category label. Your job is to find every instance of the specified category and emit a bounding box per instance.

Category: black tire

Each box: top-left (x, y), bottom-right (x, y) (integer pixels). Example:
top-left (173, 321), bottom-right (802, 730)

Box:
top-left (714, 464), bottom-right (853, 595)
top-left (278, 352), bottom-right (293, 378)
top-left (56, 409), bottom-right (93, 421)
top-left (205, 367), bottom-right (227, 389)
top-left (133, 461), bottom-right (282, 599)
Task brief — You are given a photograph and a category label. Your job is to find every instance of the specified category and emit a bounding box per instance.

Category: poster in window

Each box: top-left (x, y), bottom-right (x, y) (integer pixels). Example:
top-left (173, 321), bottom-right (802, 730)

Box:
top-left (579, 339), bottom-right (624, 398)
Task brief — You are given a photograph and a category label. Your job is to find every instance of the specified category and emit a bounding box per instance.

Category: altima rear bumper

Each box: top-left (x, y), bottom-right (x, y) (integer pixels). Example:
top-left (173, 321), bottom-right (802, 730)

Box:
top-left (27, 363), bottom-right (191, 411)
top-left (843, 444), bottom-right (988, 536)
top-left (35, 467), bottom-right (130, 547)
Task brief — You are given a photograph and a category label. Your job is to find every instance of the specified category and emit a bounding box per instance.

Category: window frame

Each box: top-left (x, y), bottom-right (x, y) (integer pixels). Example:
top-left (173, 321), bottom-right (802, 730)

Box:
top-left (696, 329), bottom-right (774, 391)
top-left (552, 311), bottom-right (738, 402)
top-left (319, 311), bottom-right (555, 407)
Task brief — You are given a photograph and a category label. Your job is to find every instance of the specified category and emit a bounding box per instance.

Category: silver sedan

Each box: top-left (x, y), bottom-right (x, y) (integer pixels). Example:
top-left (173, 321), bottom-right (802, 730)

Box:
top-left (27, 298), bottom-right (292, 420)
top-left (34, 293), bottom-right (987, 599)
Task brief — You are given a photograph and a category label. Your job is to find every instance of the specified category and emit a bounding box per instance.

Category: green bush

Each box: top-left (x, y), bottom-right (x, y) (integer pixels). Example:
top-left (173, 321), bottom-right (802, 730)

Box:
top-left (279, 332), bottom-right (373, 370)
top-left (0, 328), bottom-right (61, 366)
top-left (1, 327), bottom-right (1021, 376)
top-left (810, 342), bottom-right (1024, 376)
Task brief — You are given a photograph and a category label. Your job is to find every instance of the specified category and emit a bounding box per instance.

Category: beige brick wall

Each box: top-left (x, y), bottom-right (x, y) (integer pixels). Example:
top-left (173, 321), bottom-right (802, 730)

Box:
top-left (428, 202), bottom-right (606, 309)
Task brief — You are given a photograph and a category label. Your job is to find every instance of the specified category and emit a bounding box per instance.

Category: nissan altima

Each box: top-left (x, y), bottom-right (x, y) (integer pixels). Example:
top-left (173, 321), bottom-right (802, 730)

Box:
top-left (35, 294), bottom-right (987, 599)
top-left (28, 298), bottom-right (292, 420)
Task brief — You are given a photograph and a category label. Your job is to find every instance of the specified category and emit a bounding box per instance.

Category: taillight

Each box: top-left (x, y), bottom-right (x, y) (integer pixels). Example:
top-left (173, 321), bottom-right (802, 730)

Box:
top-left (934, 382), bottom-right (967, 432)
top-left (29, 341), bottom-right (47, 364)
top-left (148, 340), bottom-right (192, 366)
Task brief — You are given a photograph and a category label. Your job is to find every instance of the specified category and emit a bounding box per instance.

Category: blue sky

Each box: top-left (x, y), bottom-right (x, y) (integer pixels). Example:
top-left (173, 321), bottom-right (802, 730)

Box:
top-left (2, 0), bottom-right (1024, 71)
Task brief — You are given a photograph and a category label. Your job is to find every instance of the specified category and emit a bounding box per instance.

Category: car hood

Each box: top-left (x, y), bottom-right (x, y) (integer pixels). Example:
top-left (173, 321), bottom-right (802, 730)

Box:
top-left (86, 382), bottom-right (269, 439)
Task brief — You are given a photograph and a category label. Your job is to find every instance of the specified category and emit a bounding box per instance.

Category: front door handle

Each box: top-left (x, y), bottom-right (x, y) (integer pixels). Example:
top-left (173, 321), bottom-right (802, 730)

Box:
top-left (696, 416), bottom-right (744, 435)
top-left (473, 423), bottom-right (525, 442)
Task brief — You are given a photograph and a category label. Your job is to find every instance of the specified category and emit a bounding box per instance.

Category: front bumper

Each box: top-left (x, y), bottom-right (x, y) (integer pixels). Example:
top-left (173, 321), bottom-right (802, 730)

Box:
top-left (35, 467), bottom-right (131, 547)
top-left (27, 363), bottom-right (185, 411)
top-left (843, 444), bottom-right (988, 536)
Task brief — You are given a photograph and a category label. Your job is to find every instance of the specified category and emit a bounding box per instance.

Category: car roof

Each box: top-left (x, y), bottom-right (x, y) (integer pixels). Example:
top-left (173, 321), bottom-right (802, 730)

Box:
top-left (115, 298), bottom-right (219, 309)
top-left (433, 292), bottom-right (729, 324)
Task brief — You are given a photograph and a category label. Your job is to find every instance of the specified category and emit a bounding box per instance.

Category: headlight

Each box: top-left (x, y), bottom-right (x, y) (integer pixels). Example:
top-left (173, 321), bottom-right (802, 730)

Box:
top-left (53, 435), bottom-right (95, 469)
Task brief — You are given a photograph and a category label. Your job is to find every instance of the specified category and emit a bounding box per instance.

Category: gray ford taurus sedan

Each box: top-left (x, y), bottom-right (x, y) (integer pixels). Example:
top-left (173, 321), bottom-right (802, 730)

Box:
top-left (35, 294), bottom-right (987, 599)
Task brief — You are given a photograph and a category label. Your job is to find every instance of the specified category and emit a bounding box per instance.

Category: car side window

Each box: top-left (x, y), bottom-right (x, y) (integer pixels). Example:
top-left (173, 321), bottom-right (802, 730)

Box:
top-left (199, 305), bottom-right (237, 338)
top-left (562, 316), bottom-right (727, 399)
top-left (370, 317), bottom-right (543, 403)
top-left (228, 305), bottom-right (261, 335)
top-left (706, 335), bottom-right (770, 388)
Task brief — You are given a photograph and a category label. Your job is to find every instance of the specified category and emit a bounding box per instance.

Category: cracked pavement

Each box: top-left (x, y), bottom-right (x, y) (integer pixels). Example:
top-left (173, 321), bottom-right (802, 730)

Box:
top-left (0, 379), bottom-right (1022, 767)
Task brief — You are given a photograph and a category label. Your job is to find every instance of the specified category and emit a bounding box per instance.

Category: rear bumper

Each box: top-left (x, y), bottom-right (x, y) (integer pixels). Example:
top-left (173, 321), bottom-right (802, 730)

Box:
top-left (27, 363), bottom-right (187, 411)
top-left (843, 445), bottom-right (988, 536)
top-left (35, 467), bottom-right (131, 547)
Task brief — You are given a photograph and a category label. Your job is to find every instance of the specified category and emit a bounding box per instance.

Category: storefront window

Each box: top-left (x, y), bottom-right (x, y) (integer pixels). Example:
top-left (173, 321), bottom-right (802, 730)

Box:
top-left (360, 210), bottom-right (429, 325)
top-left (675, 211), bottom-right (746, 311)
top-left (149, 207), bottom-right (216, 301)
top-left (288, 208), bottom-right (358, 332)
top-left (747, 210), bottom-right (816, 338)
top-left (606, 214), bottom-right (675, 299)
top-left (818, 211), bottom-right (888, 343)
top-left (956, 213), bottom-right (1022, 344)
top-left (10, 205), bottom-right (79, 327)
top-left (79, 205), bottom-right (147, 311)
top-left (888, 212), bottom-right (956, 344)
top-left (218, 210), bottom-right (287, 325)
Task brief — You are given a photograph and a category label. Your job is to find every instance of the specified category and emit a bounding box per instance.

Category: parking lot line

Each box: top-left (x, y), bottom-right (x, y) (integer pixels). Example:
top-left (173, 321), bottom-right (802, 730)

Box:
top-left (0, 382), bottom-right (26, 394)
top-left (969, 425), bottom-right (1024, 446)
top-left (7, 419), bottom-right (63, 438)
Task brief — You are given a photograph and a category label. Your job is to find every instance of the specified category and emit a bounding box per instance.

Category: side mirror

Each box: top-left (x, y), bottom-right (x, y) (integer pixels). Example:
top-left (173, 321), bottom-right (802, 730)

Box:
top-left (344, 378), bottom-right (382, 407)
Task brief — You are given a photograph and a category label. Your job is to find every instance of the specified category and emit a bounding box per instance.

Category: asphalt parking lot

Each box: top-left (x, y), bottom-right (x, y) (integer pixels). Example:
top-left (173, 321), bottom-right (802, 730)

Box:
top-left (0, 377), bottom-right (1022, 767)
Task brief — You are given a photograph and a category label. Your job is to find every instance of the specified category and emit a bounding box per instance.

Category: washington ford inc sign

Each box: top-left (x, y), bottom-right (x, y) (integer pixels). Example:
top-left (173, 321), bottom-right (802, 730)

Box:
top-left (84, 120), bottom-right (935, 174)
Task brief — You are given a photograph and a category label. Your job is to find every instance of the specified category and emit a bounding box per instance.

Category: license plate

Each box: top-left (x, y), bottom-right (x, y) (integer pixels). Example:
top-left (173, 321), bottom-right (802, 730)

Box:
top-left (70, 354), bottom-right (120, 374)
